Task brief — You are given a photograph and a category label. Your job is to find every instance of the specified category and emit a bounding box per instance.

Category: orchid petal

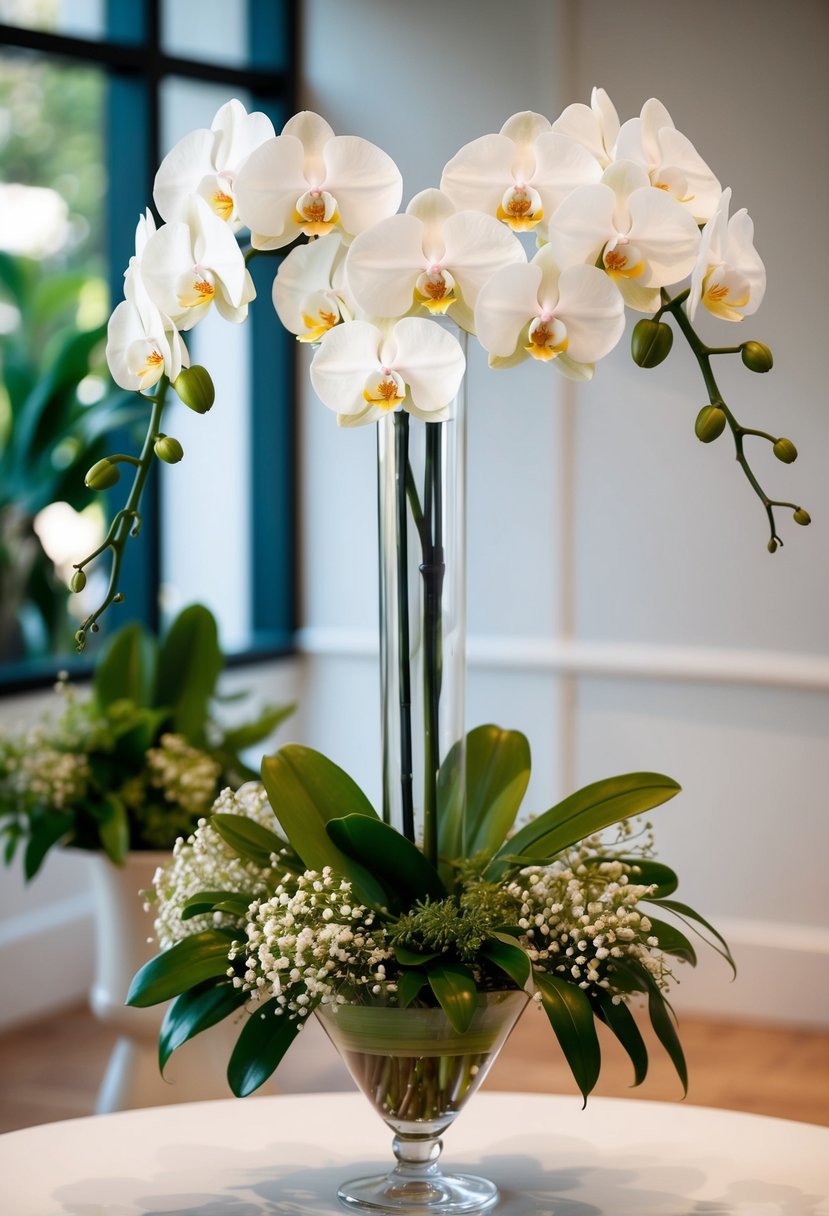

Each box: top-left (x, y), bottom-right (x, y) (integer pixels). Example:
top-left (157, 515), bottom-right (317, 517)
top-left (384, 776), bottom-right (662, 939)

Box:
top-left (601, 160), bottom-right (651, 229)
top-left (391, 317), bottom-right (465, 415)
top-left (153, 128), bottom-right (216, 222)
top-left (310, 320), bottom-right (382, 416)
top-left (282, 111), bottom-right (335, 185)
top-left (475, 262), bottom-right (544, 357)
top-left (591, 87), bottom-right (620, 156)
top-left (441, 210), bottom-right (526, 305)
top-left (406, 188), bottom-right (455, 256)
top-left (556, 352), bottom-right (595, 381)
top-left (533, 132), bottom-right (604, 219)
top-left (499, 110), bottom-right (551, 179)
top-left (212, 99), bottom-right (274, 170)
top-left (614, 117), bottom-right (647, 166)
top-left (234, 135), bottom-right (308, 247)
top-left (345, 213), bottom-right (426, 316)
top-left (727, 209), bottom-right (766, 313)
top-left (337, 403), bottom-right (385, 428)
top-left (441, 133), bottom-right (516, 216)
top-left (555, 263), bottom-right (625, 362)
top-left (546, 183), bottom-right (616, 270)
top-left (188, 194), bottom-right (247, 305)
top-left (655, 127), bottom-right (722, 222)
top-left (627, 187), bottom-right (701, 285)
top-left (274, 233), bottom-right (346, 334)
top-left (323, 136), bottom-right (403, 238)
top-left (552, 102), bottom-right (608, 165)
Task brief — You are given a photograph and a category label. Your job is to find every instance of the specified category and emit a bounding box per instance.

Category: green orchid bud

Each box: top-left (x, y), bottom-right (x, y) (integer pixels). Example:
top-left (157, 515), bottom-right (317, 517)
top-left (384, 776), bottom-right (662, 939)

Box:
top-left (70, 569), bottom-right (87, 593)
top-left (74, 629), bottom-right (86, 651)
top-left (793, 508), bottom-right (811, 526)
top-left (767, 538), bottom-right (778, 553)
top-left (154, 435), bottom-right (184, 464)
top-left (772, 437), bottom-right (797, 464)
top-left (85, 458), bottom-right (120, 490)
top-left (174, 365), bottom-right (215, 413)
top-left (695, 405), bottom-right (727, 443)
top-left (631, 319), bottom-right (673, 368)
top-left (741, 341), bottom-right (773, 373)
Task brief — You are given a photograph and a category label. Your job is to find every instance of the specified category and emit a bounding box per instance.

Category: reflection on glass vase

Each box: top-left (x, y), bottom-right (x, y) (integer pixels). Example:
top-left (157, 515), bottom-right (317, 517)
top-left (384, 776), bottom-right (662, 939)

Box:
top-left (316, 990), bottom-right (527, 1213)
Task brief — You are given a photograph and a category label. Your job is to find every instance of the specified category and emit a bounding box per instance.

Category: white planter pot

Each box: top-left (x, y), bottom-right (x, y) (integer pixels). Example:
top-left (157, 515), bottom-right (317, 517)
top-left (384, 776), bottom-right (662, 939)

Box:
top-left (86, 850), bottom-right (348, 1112)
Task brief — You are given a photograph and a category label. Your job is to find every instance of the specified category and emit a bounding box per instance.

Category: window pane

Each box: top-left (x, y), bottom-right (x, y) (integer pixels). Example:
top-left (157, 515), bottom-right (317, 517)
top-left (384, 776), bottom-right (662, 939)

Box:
top-left (0, 52), bottom-right (110, 671)
top-left (161, 0), bottom-right (249, 68)
top-left (157, 78), bottom-right (254, 652)
top-left (0, 0), bottom-right (105, 39)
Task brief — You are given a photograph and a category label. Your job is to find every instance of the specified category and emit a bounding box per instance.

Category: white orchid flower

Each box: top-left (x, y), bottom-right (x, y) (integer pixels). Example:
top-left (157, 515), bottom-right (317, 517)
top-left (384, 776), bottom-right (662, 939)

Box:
top-left (475, 244), bottom-right (624, 379)
top-left (615, 98), bottom-right (721, 224)
top-left (154, 99), bottom-right (275, 230)
top-left (310, 317), bottom-right (466, 427)
top-left (106, 265), bottom-right (188, 391)
top-left (138, 194), bottom-right (255, 331)
top-left (345, 188), bottom-right (525, 333)
top-left (272, 232), bottom-right (353, 341)
top-left (688, 188), bottom-right (766, 322)
top-left (234, 111), bottom-right (402, 251)
top-left (440, 111), bottom-right (602, 236)
top-left (547, 161), bottom-right (701, 313)
top-left (551, 87), bottom-right (621, 169)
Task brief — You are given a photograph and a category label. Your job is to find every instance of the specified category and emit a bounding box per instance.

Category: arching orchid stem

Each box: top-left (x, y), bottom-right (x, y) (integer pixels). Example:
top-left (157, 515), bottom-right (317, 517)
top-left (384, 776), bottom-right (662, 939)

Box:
top-left (73, 380), bottom-right (170, 650)
top-left (393, 411), bottom-right (415, 842)
top-left (660, 290), bottom-right (784, 548)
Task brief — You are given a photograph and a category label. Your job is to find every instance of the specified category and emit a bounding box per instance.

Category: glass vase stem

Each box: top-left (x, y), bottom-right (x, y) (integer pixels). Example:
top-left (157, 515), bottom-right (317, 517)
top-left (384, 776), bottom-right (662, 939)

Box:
top-left (394, 412), bottom-right (415, 842)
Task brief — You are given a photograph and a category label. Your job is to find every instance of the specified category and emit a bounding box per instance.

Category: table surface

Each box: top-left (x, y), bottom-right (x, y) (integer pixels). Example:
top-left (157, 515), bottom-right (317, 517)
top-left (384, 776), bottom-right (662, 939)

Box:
top-left (1, 1091), bottom-right (827, 1215)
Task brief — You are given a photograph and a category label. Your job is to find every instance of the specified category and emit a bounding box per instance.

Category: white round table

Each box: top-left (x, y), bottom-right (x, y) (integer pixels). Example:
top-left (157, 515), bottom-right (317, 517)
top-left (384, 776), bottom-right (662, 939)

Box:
top-left (1, 1091), bottom-right (827, 1215)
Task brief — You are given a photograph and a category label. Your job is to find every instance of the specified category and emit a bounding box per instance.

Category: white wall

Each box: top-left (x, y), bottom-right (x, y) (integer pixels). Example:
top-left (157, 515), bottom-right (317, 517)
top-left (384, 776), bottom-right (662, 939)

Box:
top-left (2, 0), bottom-right (826, 1033)
top-left (295, 0), bottom-right (829, 1026)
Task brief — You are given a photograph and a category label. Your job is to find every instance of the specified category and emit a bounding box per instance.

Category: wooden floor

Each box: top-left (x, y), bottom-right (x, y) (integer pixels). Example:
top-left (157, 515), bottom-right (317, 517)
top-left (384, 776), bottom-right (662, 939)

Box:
top-left (1, 1004), bottom-right (827, 1134)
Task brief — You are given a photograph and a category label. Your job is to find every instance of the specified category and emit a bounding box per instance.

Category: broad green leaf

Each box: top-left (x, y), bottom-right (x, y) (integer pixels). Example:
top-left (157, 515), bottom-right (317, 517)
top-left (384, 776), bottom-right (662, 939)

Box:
top-left (647, 898), bottom-right (736, 976)
top-left (211, 813), bottom-right (292, 870)
top-left (534, 971), bottom-right (601, 1104)
top-left (486, 773), bottom-right (682, 881)
top-left (23, 810), bottom-right (73, 880)
top-left (428, 961), bottom-right (478, 1034)
top-left (228, 999), bottom-right (313, 1097)
top-left (260, 746), bottom-right (385, 906)
top-left (610, 959), bottom-right (687, 1095)
top-left (96, 795), bottom-right (129, 866)
top-left (397, 969), bottom-right (428, 1008)
top-left (327, 815), bottom-right (446, 911)
top-left (480, 934), bottom-right (531, 989)
top-left (93, 622), bottom-right (157, 711)
top-left (394, 945), bottom-right (440, 967)
top-left (646, 916), bottom-right (697, 965)
top-left (438, 725), bottom-right (531, 868)
top-left (181, 890), bottom-right (258, 921)
top-left (159, 980), bottom-right (247, 1073)
top-left (222, 703), bottom-right (296, 751)
top-left (593, 990), bottom-right (648, 1087)
top-left (126, 929), bottom-right (238, 1008)
top-left (155, 605), bottom-right (223, 741)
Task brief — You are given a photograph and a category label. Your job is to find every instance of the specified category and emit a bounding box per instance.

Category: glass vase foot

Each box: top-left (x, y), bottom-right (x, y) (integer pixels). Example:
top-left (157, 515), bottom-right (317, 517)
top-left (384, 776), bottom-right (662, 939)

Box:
top-left (338, 1154), bottom-right (498, 1213)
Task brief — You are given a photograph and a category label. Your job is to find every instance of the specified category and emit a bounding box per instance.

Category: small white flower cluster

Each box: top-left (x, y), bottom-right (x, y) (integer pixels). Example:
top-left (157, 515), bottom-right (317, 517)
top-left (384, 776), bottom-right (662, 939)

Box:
top-left (233, 867), bottom-right (393, 1019)
top-left (7, 744), bottom-right (91, 811)
top-left (146, 733), bottom-right (222, 815)
top-left (506, 835), bottom-right (670, 1003)
top-left (150, 782), bottom-right (279, 947)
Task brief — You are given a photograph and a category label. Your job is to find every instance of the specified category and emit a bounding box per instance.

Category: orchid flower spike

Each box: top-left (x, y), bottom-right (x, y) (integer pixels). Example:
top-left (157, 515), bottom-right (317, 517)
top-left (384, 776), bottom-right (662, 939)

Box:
top-left (273, 232), bottom-right (353, 342)
top-left (688, 188), bottom-right (766, 322)
top-left (547, 161), bottom-right (701, 313)
top-left (310, 317), bottom-right (466, 427)
top-left (475, 244), bottom-right (625, 379)
top-left (154, 99), bottom-right (275, 230)
top-left (234, 111), bottom-right (403, 250)
top-left (138, 194), bottom-right (255, 331)
top-left (106, 263), bottom-right (188, 391)
top-left (615, 97), bottom-right (722, 224)
top-left (440, 111), bottom-right (602, 237)
top-left (345, 188), bottom-right (525, 334)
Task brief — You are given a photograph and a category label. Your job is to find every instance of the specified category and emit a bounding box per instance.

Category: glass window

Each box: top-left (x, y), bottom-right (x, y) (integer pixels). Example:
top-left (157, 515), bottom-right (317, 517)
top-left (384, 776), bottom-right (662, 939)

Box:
top-left (0, 1), bottom-right (297, 688)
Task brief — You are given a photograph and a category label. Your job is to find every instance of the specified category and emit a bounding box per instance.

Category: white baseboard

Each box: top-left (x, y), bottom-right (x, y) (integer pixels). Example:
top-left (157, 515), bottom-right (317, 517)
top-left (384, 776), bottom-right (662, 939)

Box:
top-left (0, 894), bottom-right (94, 1031)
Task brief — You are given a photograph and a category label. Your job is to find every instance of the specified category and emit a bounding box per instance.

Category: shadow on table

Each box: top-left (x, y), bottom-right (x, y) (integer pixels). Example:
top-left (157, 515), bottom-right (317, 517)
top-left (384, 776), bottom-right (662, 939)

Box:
top-left (50, 1139), bottom-right (828, 1216)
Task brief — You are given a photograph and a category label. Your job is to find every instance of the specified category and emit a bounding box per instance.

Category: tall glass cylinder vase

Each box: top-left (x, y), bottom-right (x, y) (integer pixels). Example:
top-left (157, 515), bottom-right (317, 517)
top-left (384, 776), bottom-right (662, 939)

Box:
top-left (377, 337), bottom-right (467, 869)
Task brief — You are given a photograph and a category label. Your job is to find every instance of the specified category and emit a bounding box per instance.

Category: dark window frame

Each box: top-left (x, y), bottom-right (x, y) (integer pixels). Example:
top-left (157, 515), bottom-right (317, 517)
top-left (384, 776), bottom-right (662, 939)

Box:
top-left (0, 0), bottom-right (299, 693)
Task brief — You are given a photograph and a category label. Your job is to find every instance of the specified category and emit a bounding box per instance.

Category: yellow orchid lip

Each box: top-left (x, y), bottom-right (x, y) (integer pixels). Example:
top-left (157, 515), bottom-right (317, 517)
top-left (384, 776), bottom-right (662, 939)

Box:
top-left (497, 184), bottom-right (543, 231)
top-left (602, 245), bottom-right (645, 281)
top-left (525, 316), bottom-right (568, 361)
top-left (211, 190), bottom-right (234, 221)
top-left (363, 367), bottom-right (406, 411)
